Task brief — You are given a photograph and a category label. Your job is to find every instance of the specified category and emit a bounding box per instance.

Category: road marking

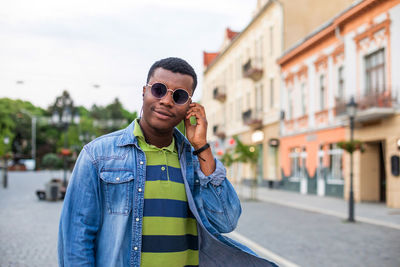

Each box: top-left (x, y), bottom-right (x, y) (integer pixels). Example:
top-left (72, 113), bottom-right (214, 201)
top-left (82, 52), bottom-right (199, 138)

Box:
top-left (228, 231), bottom-right (301, 267)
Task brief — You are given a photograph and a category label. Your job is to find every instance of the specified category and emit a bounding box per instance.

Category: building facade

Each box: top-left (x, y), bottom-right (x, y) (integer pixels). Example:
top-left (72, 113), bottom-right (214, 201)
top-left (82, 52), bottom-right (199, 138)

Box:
top-left (278, 0), bottom-right (400, 208)
top-left (202, 0), bottom-right (354, 185)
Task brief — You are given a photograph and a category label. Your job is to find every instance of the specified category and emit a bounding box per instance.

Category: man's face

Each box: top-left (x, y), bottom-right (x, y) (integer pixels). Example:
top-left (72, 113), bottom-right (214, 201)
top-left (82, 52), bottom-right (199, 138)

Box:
top-left (141, 67), bottom-right (193, 133)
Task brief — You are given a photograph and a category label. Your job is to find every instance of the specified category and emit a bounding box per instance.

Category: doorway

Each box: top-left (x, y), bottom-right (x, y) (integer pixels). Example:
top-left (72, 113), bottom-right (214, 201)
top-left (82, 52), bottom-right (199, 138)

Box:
top-left (359, 141), bottom-right (386, 202)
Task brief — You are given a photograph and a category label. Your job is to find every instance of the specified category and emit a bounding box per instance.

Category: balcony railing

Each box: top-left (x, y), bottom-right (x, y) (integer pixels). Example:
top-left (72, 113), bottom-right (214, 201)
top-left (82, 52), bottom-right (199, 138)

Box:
top-left (242, 109), bottom-right (263, 128)
top-left (242, 59), bottom-right (263, 81)
top-left (213, 87), bottom-right (226, 102)
top-left (358, 90), bottom-right (394, 110)
top-left (334, 90), bottom-right (396, 122)
top-left (213, 124), bottom-right (226, 139)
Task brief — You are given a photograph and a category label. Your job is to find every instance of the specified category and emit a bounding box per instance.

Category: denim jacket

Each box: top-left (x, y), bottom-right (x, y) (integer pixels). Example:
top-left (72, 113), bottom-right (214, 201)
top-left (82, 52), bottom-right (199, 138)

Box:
top-left (58, 121), bottom-right (277, 267)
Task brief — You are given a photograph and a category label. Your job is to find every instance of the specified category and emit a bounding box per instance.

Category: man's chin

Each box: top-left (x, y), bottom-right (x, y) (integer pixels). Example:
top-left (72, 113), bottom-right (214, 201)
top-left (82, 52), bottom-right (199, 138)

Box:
top-left (149, 118), bottom-right (180, 133)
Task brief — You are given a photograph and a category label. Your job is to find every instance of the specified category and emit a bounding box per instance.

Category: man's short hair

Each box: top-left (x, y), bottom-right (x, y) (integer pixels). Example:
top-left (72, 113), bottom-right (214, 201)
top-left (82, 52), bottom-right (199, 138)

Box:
top-left (146, 57), bottom-right (197, 92)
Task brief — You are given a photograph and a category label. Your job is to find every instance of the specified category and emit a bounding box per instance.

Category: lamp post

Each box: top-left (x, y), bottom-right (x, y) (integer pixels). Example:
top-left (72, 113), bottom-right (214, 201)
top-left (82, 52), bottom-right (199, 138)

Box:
top-left (19, 110), bottom-right (37, 169)
top-left (2, 137), bottom-right (10, 188)
top-left (346, 96), bottom-right (357, 222)
top-left (51, 91), bottom-right (80, 188)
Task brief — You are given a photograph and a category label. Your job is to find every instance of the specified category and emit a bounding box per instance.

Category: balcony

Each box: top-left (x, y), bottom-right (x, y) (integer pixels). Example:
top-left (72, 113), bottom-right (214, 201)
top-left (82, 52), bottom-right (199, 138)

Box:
top-left (242, 109), bottom-right (262, 128)
top-left (213, 87), bottom-right (226, 102)
top-left (242, 59), bottom-right (263, 81)
top-left (356, 90), bottom-right (396, 122)
top-left (334, 91), bottom-right (396, 122)
top-left (213, 124), bottom-right (226, 139)
top-left (334, 97), bottom-right (347, 116)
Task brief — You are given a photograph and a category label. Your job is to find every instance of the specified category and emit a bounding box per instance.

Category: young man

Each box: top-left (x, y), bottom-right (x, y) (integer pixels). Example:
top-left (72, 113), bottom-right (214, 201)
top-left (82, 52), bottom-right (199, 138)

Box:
top-left (58, 57), bottom-right (277, 266)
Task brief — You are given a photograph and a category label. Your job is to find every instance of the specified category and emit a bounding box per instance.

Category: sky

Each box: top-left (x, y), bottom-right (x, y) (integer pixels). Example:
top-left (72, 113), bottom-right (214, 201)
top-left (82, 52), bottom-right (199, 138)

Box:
top-left (0, 0), bottom-right (257, 113)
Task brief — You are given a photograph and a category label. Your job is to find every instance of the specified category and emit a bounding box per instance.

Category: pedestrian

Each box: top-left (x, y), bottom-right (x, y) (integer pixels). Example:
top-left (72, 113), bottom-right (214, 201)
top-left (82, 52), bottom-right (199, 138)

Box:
top-left (58, 57), bottom-right (277, 267)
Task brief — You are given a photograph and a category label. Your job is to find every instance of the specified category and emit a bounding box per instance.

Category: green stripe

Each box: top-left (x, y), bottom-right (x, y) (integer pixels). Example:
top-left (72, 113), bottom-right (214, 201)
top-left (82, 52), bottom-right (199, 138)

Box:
top-left (144, 181), bottom-right (187, 201)
top-left (141, 250), bottom-right (199, 266)
top-left (142, 217), bottom-right (197, 235)
top-left (145, 151), bottom-right (180, 167)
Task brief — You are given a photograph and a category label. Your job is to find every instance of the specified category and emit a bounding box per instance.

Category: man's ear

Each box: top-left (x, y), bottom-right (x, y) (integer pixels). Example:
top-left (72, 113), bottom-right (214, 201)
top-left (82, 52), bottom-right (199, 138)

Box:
top-left (142, 86), bottom-right (146, 97)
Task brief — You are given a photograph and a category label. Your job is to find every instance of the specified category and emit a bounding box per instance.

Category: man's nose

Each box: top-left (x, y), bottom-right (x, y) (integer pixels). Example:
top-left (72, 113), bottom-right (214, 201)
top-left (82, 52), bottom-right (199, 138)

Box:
top-left (159, 90), bottom-right (174, 106)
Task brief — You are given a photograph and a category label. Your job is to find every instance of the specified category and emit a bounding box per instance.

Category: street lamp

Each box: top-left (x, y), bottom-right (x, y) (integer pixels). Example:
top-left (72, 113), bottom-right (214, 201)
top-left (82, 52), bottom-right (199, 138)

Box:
top-left (19, 110), bottom-right (37, 169)
top-left (51, 91), bottom-right (80, 188)
top-left (346, 96), bottom-right (357, 222)
top-left (2, 137), bottom-right (10, 188)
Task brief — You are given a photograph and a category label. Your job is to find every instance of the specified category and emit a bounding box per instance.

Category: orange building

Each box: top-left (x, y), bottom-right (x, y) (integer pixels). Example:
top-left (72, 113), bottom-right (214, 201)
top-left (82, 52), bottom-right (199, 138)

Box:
top-left (278, 0), bottom-right (400, 208)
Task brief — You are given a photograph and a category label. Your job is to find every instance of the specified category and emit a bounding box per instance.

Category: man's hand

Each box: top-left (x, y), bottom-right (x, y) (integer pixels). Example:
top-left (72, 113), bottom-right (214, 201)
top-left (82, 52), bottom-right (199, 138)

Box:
top-left (184, 103), bottom-right (208, 149)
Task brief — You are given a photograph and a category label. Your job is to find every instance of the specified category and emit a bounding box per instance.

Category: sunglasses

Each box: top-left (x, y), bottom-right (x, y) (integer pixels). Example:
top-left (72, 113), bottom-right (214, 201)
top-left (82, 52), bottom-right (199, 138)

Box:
top-left (146, 82), bottom-right (192, 105)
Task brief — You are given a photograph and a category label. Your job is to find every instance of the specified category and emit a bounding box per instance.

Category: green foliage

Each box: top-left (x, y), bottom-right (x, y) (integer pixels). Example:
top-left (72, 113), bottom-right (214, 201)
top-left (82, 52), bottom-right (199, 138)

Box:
top-left (220, 151), bottom-right (234, 167)
top-left (337, 140), bottom-right (365, 154)
top-left (0, 93), bottom-right (138, 165)
top-left (232, 136), bottom-right (259, 164)
top-left (41, 153), bottom-right (63, 169)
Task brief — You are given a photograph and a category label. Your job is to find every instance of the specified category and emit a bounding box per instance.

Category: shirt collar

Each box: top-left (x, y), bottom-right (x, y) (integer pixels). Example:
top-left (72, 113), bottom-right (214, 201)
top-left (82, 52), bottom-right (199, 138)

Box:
top-left (133, 119), bottom-right (176, 153)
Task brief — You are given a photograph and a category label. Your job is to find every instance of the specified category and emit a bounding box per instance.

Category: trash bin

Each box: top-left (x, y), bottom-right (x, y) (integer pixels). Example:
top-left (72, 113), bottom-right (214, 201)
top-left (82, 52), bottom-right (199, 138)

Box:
top-left (45, 180), bottom-right (61, 201)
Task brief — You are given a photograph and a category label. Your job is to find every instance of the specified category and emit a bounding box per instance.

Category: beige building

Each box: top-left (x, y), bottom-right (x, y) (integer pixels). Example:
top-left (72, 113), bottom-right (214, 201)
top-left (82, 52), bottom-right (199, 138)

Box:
top-left (278, 0), bottom-right (400, 208)
top-left (202, 0), bottom-right (354, 185)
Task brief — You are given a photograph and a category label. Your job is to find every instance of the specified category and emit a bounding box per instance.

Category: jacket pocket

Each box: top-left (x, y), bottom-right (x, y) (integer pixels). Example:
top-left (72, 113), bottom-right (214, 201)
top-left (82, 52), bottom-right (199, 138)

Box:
top-left (100, 171), bottom-right (135, 215)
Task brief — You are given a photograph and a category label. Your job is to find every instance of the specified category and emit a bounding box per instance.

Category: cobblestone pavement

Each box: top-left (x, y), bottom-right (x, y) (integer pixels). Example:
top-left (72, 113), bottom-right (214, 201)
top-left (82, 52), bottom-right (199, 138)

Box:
top-left (235, 200), bottom-right (400, 267)
top-left (2, 171), bottom-right (399, 267)
top-left (0, 171), bottom-right (65, 267)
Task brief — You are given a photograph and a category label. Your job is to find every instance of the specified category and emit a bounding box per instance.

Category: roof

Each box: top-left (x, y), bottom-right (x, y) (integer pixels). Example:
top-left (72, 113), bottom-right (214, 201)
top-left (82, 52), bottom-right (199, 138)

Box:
top-left (203, 52), bottom-right (219, 68)
top-left (226, 27), bottom-right (239, 40)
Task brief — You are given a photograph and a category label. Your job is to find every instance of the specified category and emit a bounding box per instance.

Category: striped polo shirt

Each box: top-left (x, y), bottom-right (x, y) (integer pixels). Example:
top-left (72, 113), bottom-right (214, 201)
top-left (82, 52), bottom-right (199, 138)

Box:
top-left (134, 120), bottom-right (199, 267)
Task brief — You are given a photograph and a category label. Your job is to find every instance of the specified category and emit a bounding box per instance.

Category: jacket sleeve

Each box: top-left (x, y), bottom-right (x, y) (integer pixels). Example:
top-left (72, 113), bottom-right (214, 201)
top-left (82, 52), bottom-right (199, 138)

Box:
top-left (195, 158), bottom-right (242, 233)
top-left (58, 147), bottom-right (101, 267)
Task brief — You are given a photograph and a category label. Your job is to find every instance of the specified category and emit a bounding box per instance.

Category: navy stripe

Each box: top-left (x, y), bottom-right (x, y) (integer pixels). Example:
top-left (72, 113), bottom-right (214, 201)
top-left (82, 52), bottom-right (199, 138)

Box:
top-left (144, 199), bottom-right (194, 218)
top-left (146, 165), bottom-right (183, 183)
top-left (141, 235), bottom-right (198, 253)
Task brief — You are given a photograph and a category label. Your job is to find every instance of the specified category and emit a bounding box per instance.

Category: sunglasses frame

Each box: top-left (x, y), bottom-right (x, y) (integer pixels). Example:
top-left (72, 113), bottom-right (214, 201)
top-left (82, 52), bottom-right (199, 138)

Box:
top-left (146, 82), bottom-right (192, 105)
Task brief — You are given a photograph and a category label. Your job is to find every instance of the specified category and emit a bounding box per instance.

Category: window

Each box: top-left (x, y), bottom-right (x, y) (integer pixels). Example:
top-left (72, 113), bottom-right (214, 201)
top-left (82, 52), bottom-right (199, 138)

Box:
top-left (301, 83), bottom-right (306, 116)
top-left (236, 56), bottom-right (241, 80)
top-left (247, 92), bottom-right (251, 109)
top-left (269, 26), bottom-right (273, 55)
top-left (365, 49), bottom-right (385, 94)
top-left (256, 36), bottom-right (263, 65)
top-left (288, 90), bottom-right (293, 120)
top-left (328, 144), bottom-right (343, 180)
top-left (290, 147), bottom-right (301, 177)
top-left (270, 78), bottom-right (274, 108)
top-left (267, 146), bottom-right (277, 179)
top-left (320, 75), bottom-right (325, 110)
top-left (237, 98), bottom-right (242, 121)
top-left (256, 84), bottom-right (263, 116)
top-left (338, 66), bottom-right (345, 100)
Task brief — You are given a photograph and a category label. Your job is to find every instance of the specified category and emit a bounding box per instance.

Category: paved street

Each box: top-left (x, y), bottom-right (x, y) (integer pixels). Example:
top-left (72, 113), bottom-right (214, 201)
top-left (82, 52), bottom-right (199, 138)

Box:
top-left (234, 201), bottom-right (400, 267)
top-left (1, 171), bottom-right (400, 267)
top-left (0, 171), bottom-right (65, 267)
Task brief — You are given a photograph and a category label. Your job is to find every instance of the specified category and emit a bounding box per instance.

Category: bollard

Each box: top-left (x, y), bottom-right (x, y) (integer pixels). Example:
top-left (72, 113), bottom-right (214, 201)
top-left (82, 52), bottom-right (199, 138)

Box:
top-left (45, 179), bottom-right (61, 201)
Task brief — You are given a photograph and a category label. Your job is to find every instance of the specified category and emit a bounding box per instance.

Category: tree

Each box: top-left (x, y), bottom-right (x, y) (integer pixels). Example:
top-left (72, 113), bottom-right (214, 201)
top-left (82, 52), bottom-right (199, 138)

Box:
top-left (233, 137), bottom-right (260, 200)
top-left (217, 136), bottom-right (260, 200)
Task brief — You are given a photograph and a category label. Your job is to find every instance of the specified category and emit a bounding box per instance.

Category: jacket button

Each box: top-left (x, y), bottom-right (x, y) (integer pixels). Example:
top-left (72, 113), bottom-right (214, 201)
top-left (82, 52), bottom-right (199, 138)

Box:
top-left (136, 217), bottom-right (140, 222)
top-left (116, 177), bottom-right (120, 181)
top-left (134, 246), bottom-right (138, 251)
top-left (161, 166), bottom-right (166, 171)
top-left (138, 188), bottom-right (142, 192)
top-left (140, 161), bottom-right (144, 165)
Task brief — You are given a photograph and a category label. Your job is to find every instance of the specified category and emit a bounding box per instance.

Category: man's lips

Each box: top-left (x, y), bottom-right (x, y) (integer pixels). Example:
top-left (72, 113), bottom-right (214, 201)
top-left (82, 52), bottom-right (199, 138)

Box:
top-left (152, 108), bottom-right (174, 118)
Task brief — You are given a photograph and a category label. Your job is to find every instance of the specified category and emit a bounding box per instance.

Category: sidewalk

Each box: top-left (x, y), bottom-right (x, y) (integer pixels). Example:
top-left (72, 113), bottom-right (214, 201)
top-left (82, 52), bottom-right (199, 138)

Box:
top-left (236, 184), bottom-right (400, 230)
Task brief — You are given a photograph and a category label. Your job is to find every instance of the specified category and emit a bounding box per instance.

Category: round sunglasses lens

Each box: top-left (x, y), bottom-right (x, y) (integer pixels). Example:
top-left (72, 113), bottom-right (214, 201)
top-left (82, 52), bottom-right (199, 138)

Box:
top-left (173, 89), bottom-right (189, 105)
top-left (151, 83), bottom-right (167, 98)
